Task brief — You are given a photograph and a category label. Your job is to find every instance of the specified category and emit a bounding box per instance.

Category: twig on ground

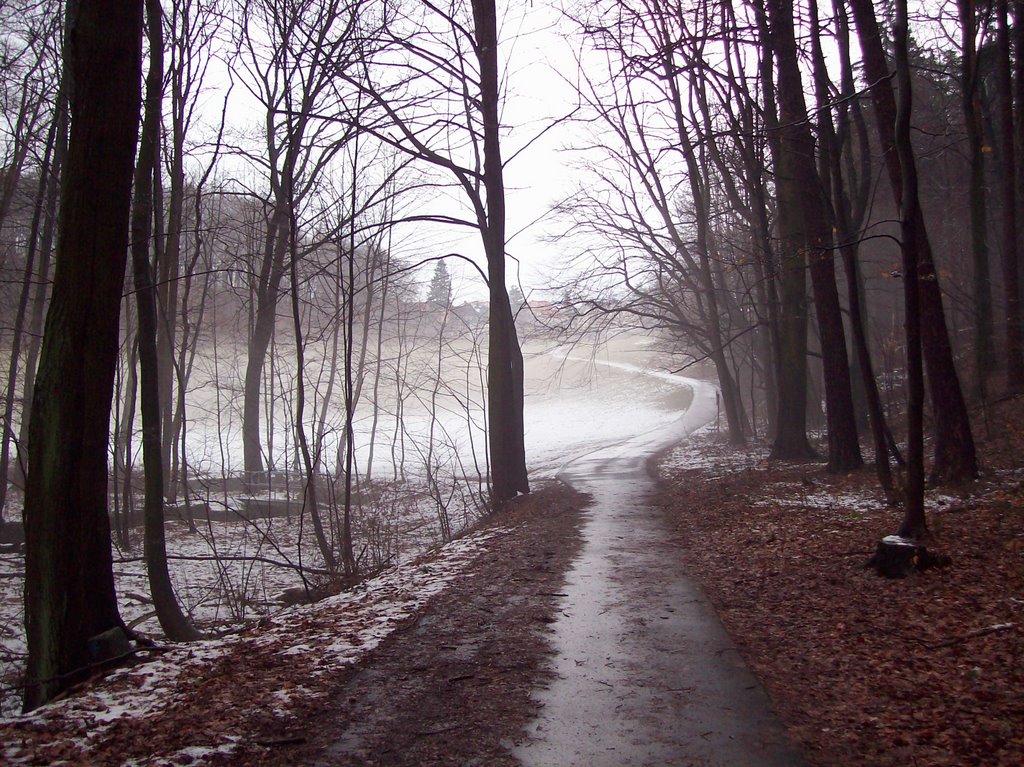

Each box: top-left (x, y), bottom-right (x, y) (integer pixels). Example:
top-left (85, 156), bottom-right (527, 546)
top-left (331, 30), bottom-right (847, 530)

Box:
top-left (923, 622), bottom-right (1015, 650)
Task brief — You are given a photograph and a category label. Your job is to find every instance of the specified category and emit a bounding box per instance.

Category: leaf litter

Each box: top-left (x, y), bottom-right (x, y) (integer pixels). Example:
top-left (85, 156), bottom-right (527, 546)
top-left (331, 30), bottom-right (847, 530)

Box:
top-left (0, 482), bottom-right (587, 766)
top-left (653, 401), bottom-right (1024, 767)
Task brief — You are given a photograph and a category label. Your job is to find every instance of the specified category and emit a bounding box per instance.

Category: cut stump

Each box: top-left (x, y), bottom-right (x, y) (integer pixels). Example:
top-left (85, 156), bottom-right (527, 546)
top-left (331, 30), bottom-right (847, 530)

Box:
top-left (867, 535), bottom-right (952, 578)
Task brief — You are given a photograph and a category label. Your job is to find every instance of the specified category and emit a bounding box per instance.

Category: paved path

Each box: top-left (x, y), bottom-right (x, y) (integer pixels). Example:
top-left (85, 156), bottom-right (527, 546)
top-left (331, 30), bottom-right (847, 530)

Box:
top-left (515, 380), bottom-right (803, 767)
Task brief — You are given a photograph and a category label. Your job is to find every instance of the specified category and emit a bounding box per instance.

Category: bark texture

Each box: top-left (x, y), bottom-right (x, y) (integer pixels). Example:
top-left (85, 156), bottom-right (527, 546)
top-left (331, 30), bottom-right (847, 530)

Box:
top-left (893, 0), bottom-right (926, 538)
top-left (22, 0), bottom-right (144, 710)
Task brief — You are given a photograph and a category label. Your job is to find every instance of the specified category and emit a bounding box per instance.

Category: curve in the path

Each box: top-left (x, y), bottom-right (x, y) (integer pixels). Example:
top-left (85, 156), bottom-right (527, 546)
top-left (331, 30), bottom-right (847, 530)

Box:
top-left (515, 376), bottom-right (803, 767)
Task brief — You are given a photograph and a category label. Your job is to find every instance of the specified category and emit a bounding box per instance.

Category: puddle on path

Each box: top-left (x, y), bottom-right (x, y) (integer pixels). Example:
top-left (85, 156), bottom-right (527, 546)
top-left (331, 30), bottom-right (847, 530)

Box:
top-left (515, 380), bottom-right (803, 767)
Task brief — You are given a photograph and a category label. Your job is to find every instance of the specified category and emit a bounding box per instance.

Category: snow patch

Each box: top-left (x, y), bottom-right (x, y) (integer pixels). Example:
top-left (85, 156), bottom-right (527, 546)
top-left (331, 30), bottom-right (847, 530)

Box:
top-left (0, 526), bottom-right (506, 766)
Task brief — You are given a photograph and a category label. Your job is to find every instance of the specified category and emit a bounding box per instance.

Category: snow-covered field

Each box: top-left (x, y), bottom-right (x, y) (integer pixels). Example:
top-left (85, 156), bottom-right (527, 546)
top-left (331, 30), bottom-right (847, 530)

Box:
top-left (0, 333), bottom-right (701, 715)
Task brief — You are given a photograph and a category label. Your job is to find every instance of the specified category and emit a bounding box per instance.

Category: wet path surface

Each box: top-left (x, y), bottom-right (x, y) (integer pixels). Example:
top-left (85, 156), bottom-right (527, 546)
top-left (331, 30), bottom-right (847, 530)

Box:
top-left (515, 380), bottom-right (803, 767)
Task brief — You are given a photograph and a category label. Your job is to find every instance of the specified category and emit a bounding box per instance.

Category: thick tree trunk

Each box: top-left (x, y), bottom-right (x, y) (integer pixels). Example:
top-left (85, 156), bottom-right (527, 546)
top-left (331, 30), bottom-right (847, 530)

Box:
top-left (758, 3), bottom-right (813, 461)
top-left (754, 3), bottom-right (784, 443)
top-left (22, 0), bottom-right (144, 711)
top-left (848, 0), bottom-right (978, 484)
top-left (768, 0), bottom-right (861, 469)
top-left (812, 0), bottom-right (893, 493)
top-left (472, 0), bottom-right (528, 506)
top-left (778, 0), bottom-right (861, 471)
top-left (1015, 2), bottom-right (1024, 388)
top-left (242, 212), bottom-right (289, 476)
top-left (712, 351), bottom-right (747, 446)
top-left (130, 0), bottom-right (200, 642)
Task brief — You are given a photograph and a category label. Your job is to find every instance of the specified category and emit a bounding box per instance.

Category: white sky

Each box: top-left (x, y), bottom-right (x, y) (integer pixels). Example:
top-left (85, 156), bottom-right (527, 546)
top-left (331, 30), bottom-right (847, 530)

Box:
top-left (194, 0), bottom-right (585, 305)
top-left (491, 0), bottom-right (583, 302)
top-left (185, 0), bottom-right (953, 305)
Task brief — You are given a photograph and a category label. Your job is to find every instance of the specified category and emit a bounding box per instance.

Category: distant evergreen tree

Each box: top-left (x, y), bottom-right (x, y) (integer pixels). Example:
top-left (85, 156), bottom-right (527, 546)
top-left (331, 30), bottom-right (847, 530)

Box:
top-left (509, 284), bottom-right (525, 313)
top-left (427, 260), bottom-right (453, 307)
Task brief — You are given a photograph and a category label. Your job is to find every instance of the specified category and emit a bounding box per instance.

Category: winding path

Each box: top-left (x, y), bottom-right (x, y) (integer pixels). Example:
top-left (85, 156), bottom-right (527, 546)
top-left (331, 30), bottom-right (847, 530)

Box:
top-left (515, 378), bottom-right (803, 767)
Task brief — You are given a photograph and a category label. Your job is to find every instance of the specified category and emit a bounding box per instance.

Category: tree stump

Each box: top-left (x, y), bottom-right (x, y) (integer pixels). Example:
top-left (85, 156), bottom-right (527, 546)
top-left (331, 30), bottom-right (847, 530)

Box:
top-left (867, 535), bottom-right (952, 578)
top-left (87, 627), bottom-right (132, 664)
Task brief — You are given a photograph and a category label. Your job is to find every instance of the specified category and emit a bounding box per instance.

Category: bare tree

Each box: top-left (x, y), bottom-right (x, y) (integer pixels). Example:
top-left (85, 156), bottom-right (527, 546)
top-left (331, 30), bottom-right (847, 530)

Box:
top-left (958, 0), bottom-right (996, 399)
top-left (129, 0), bottom-right (201, 641)
top-left (812, 0), bottom-right (900, 499)
top-left (848, 0), bottom-right (978, 484)
top-left (0, 1), bottom-right (63, 519)
top-left (0, 1), bottom-right (57, 233)
top-left (339, 0), bottom-right (527, 504)
top-left (765, 0), bottom-right (861, 469)
top-left (230, 0), bottom-right (366, 477)
top-left (993, 0), bottom-right (1023, 389)
top-left (555, 0), bottom-right (757, 445)
top-left (159, 0), bottom-right (225, 499)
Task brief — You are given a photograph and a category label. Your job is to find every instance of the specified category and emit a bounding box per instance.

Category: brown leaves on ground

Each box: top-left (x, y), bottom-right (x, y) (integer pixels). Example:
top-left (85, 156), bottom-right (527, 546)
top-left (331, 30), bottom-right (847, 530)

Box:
top-left (0, 481), bottom-right (586, 767)
top-left (653, 397), bottom-right (1024, 767)
top-left (253, 480), bottom-right (587, 767)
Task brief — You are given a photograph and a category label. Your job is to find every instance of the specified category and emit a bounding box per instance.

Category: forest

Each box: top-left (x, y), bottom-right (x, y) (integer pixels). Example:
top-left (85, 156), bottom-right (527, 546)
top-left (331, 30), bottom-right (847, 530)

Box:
top-left (0, 0), bottom-right (1021, 763)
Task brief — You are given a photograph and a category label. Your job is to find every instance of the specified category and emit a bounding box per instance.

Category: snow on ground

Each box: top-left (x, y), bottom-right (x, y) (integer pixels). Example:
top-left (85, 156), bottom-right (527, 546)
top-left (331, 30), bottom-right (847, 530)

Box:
top-left (523, 344), bottom-right (704, 475)
top-left (0, 487), bottom-right (461, 715)
top-left (1, 526), bottom-right (508, 765)
top-left (659, 422), bottom-right (767, 477)
top-left (662, 427), bottom-right (994, 523)
top-left (0, 333), bottom-right (701, 715)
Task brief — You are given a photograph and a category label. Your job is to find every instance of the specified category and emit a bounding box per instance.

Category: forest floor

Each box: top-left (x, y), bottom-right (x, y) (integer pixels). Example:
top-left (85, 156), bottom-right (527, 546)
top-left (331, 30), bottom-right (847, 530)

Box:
top-left (653, 395), bottom-right (1024, 767)
top-left (0, 482), bottom-right (588, 766)
top-left (1, 396), bottom-right (1022, 766)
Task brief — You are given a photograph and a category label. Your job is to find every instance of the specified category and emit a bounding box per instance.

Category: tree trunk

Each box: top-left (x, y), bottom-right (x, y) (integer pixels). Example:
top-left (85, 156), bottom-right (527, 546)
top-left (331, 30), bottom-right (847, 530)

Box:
top-left (958, 0), bottom-right (996, 399)
top-left (339, 147), bottom-right (364, 575)
top-left (661, 44), bottom-right (747, 445)
top-left (893, 0), bottom-right (927, 539)
top-left (995, 0), bottom-right (1023, 389)
top-left (14, 94), bottom-right (66, 489)
top-left (116, 334), bottom-right (139, 547)
top-left (158, 143), bottom-right (183, 501)
top-left (0, 111), bottom-right (60, 522)
top-left (754, 3), bottom-right (812, 460)
top-left (769, 0), bottom-right (861, 472)
top-left (286, 153), bottom-right (337, 573)
top-left (1015, 2), bottom-right (1024, 390)
top-left (848, 0), bottom-right (978, 484)
top-left (130, 0), bottom-right (200, 642)
top-left (242, 212), bottom-right (288, 477)
top-left (812, 0), bottom-right (893, 494)
top-left (22, 0), bottom-right (144, 711)
top-left (472, 0), bottom-right (528, 506)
